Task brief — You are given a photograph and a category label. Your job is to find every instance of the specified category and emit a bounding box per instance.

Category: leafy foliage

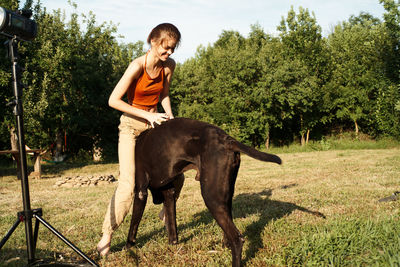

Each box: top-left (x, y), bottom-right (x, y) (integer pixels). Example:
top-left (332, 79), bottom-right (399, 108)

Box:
top-left (172, 4), bottom-right (400, 147)
top-left (0, 1), bottom-right (399, 158)
top-left (0, 1), bottom-right (144, 159)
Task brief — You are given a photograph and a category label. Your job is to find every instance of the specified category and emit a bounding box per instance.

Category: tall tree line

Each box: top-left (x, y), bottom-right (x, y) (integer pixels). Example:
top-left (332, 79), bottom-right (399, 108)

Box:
top-left (0, 0), bottom-right (399, 161)
top-left (0, 0), bottom-right (144, 159)
top-left (172, 1), bottom-right (400, 147)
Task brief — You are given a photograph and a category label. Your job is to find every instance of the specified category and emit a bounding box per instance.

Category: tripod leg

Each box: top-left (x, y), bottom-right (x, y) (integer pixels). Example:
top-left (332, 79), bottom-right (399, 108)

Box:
top-left (33, 214), bottom-right (99, 267)
top-left (0, 215), bottom-right (22, 250)
top-left (33, 215), bottom-right (40, 253)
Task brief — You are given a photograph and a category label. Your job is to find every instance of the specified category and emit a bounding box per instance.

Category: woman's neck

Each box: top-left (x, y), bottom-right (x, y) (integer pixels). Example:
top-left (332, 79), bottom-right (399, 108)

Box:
top-left (147, 49), bottom-right (162, 70)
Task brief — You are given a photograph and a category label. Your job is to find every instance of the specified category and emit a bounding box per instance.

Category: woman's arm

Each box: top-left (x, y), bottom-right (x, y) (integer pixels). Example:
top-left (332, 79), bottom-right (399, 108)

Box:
top-left (160, 58), bottom-right (176, 119)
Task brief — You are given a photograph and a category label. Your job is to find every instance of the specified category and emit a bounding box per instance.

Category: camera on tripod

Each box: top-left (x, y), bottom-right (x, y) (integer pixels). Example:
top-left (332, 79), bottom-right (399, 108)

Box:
top-left (0, 7), bottom-right (37, 41)
top-left (0, 6), bottom-right (98, 266)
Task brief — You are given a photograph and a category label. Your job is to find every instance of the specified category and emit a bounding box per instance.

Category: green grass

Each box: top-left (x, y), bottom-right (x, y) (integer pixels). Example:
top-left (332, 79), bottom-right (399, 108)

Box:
top-left (1, 143), bottom-right (400, 266)
top-left (279, 216), bottom-right (400, 266)
top-left (267, 135), bottom-right (400, 154)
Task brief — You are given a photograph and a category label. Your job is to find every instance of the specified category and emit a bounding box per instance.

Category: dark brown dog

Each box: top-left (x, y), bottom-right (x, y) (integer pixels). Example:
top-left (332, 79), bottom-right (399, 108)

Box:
top-left (126, 118), bottom-right (282, 267)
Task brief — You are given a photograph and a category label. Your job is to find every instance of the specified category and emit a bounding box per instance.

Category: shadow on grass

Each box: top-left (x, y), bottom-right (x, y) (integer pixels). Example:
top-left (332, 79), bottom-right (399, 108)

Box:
top-left (0, 160), bottom-right (118, 179)
top-left (0, 247), bottom-right (97, 267)
top-left (0, 214), bottom-right (100, 267)
top-left (233, 188), bottom-right (325, 265)
top-left (119, 184), bottom-right (325, 265)
top-left (0, 161), bottom-right (21, 177)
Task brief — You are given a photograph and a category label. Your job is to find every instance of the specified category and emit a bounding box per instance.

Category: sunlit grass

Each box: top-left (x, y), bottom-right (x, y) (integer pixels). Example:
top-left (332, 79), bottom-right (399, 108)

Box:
top-left (1, 146), bottom-right (400, 266)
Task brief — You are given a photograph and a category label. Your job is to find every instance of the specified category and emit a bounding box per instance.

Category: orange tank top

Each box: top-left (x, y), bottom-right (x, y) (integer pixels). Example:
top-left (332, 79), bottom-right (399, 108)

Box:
top-left (128, 53), bottom-right (165, 111)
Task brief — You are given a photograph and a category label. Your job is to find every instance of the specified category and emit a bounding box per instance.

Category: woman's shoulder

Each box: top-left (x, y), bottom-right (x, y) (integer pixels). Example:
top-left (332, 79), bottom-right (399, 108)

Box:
top-left (131, 54), bottom-right (146, 68)
top-left (125, 55), bottom-right (146, 75)
top-left (163, 57), bottom-right (176, 73)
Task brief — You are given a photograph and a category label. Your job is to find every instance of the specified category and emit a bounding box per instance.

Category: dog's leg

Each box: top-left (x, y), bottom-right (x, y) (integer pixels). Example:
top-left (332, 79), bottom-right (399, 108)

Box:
top-left (201, 152), bottom-right (243, 267)
top-left (126, 187), bottom-right (148, 249)
top-left (172, 173), bottom-right (185, 200)
top-left (202, 195), bottom-right (244, 267)
top-left (226, 153), bottom-right (241, 249)
top-left (162, 188), bottom-right (178, 244)
top-left (159, 174), bottom-right (184, 222)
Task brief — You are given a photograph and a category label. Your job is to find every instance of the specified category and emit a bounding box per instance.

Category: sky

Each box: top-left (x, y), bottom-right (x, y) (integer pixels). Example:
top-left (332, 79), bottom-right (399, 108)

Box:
top-left (39, 0), bottom-right (386, 63)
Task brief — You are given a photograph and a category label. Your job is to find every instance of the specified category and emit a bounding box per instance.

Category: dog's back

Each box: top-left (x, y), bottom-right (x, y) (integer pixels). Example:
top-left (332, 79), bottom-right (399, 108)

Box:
top-left (135, 118), bottom-right (281, 190)
top-left (136, 117), bottom-right (281, 166)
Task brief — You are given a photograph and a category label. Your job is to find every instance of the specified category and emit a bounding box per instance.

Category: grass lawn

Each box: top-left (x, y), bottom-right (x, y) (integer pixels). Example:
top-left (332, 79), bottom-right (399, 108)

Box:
top-left (0, 146), bottom-right (399, 266)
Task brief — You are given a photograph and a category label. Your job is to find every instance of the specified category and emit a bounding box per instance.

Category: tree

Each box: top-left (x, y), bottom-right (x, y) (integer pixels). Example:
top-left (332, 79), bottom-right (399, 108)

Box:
top-left (172, 5), bottom-right (400, 146)
top-left (0, 1), bottom-right (145, 160)
top-left (326, 13), bottom-right (393, 137)
top-left (378, 0), bottom-right (400, 137)
top-left (172, 26), bottom-right (276, 147)
top-left (276, 6), bottom-right (327, 145)
top-left (0, 0), bottom-right (20, 151)
top-left (379, 0), bottom-right (400, 83)
top-left (23, 3), bottom-right (145, 158)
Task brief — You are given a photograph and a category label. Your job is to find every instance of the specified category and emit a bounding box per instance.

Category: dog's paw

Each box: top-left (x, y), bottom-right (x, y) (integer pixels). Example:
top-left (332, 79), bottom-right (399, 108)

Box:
top-left (125, 240), bottom-right (136, 249)
top-left (168, 239), bottom-right (178, 245)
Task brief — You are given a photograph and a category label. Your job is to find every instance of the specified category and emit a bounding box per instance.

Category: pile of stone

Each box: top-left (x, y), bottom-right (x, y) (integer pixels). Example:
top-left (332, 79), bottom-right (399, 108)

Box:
top-left (54, 174), bottom-right (117, 188)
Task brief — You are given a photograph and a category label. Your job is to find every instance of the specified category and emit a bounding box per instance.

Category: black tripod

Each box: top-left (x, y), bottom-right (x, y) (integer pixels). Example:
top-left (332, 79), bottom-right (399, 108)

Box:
top-left (0, 37), bottom-right (98, 266)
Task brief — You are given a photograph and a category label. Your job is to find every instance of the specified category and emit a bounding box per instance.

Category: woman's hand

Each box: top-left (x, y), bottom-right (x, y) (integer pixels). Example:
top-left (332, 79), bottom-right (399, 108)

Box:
top-left (146, 112), bottom-right (170, 128)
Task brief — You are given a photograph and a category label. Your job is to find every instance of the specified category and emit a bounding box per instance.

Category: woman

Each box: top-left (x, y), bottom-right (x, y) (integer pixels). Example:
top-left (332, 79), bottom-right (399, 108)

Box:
top-left (97, 23), bottom-right (184, 256)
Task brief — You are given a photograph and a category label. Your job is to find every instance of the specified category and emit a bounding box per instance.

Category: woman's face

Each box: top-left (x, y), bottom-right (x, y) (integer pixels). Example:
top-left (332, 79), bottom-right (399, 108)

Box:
top-left (152, 36), bottom-right (177, 61)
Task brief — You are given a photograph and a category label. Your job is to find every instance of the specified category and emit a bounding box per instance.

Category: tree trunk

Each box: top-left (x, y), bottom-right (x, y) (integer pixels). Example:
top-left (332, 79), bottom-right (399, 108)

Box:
top-left (300, 114), bottom-right (305, 146)
top-left (301, 133), bottom-right (305, 146)
top-left (93, 144), bottom-right (102, 162)
top-left (54, 131), bottom-right (64, 161)
top-left (306, 129), bottom-right (310, 145)
top-left (10, 126), bottom-right (21, 180)
top-left (354, 121), bottom-right (359, 139)
top-left (265, 134), bottom-right (270, 150)
top-left (10, 126), bottom-right (18, 151)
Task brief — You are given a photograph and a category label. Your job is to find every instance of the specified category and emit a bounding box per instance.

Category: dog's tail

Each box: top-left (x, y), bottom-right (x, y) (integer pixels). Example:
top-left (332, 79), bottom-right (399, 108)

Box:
top-left (230, 139), bottom-right (282, 164)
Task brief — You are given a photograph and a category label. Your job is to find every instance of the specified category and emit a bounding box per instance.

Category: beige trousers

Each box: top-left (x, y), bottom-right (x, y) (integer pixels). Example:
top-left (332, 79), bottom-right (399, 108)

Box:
top-left (101, 113), bottom-right (150, 235)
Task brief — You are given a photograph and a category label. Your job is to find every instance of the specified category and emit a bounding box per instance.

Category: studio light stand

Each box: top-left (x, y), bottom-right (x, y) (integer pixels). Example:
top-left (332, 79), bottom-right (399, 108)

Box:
top-left (0, 36), bottom-right (98, 266)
